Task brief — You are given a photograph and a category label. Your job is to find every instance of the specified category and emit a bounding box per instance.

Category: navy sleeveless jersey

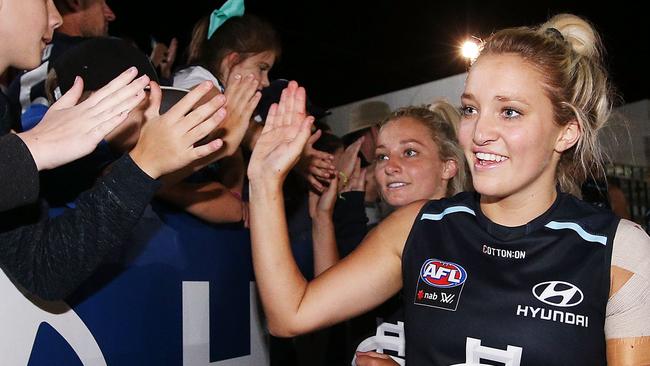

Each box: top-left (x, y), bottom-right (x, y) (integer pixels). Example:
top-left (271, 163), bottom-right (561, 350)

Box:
top-left (402, 191), bottom-right (618, 365)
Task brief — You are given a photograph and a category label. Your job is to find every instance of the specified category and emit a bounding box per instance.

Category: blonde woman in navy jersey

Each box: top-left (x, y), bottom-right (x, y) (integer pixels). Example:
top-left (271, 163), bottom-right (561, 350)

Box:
top-left (247, 14), bottom-right (650, 365)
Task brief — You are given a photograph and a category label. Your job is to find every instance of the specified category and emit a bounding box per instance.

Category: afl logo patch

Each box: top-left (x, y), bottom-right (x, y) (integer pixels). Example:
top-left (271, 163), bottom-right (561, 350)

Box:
top-left (419, 259), bottom-right (467, 288)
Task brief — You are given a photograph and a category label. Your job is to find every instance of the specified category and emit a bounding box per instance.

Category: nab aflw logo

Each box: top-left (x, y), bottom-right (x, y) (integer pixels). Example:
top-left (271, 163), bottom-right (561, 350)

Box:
top-left (533, 281), bottom-right (583, 307)
top-left (420, 259), bottom-right (467, 288)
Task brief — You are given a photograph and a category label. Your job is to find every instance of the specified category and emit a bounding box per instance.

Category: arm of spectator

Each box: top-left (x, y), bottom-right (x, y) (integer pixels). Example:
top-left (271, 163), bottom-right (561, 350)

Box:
top-left (158, 148), bottom-right (246, 224)
top-left (0, 81), bottom-right (228, 300)
top-left (333, 160), bottom-right (369, 257)
top-left (0, 134), bottom-right (40, 210)
top-left (309, 177), bottom-right (340, 276)
top-left (0, 154), bottom-right (159, 300)
top-left (17, 67), bottom-right (148, 172)
top-left (157, 181), bottom-right (244, 224)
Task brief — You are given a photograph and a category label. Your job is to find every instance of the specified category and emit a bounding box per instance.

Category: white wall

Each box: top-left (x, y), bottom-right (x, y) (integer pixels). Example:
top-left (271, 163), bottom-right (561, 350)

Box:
top-left (325, 73), bottom-right (467, 137)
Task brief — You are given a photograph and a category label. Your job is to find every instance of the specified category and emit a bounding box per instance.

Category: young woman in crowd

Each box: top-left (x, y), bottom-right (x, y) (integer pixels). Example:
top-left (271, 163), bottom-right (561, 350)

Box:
top-left (160, 0), bottom-right (282, 224)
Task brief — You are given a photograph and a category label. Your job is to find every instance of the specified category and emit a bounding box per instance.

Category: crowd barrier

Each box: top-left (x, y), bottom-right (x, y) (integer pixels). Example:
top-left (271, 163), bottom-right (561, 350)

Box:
top-left (0, 202), bottom-right (270, 365)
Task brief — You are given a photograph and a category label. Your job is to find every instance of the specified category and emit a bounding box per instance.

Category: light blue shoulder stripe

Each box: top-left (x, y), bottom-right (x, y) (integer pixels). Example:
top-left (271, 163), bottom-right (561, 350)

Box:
top-left (544, 221), bottom-right (607, 246)
top-left (421, 206), bottom-right (476, 221)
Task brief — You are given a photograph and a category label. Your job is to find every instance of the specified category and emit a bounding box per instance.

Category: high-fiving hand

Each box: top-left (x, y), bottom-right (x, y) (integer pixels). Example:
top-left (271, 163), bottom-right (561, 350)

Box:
top-left (247, 81), bottom-right (314, 184)
top-left (18, 67), bottom-right (149, 171)
top-left (129, 81), bottom-right (227, 179)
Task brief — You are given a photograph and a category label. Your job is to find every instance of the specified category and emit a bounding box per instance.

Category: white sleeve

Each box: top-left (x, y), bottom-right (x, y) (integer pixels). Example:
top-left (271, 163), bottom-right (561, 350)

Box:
top-left (172, 66), bottom-right (223, 91)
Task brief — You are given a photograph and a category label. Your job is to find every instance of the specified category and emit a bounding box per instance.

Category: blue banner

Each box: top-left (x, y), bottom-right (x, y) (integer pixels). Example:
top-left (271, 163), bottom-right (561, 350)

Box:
top-left (0, 202), bottom-right (267, 366)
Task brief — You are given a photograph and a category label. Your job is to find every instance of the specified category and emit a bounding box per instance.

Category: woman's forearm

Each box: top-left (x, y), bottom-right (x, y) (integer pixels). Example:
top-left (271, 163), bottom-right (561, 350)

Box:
top-left (249, 179), bottom-right (309, 336)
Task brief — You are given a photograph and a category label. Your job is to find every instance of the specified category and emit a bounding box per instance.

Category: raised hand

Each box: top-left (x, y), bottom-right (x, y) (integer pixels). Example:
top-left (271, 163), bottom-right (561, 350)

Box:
top-left (18, 67), bottom-right (149, 171)
top-left (296, 129), bottom-right (337, 192)
top-left (337, 136), bottom-right (364, 189)
top-left (308, 176), bottom-right (339, 219)
top-left (217, 73), bottom-right (261, 156)
top-left (247, 81), bottom-right (314, 185)
top-left (341, 157), bottom-right (366, 193)
top-left (129, 81), bottom-right (226, 179)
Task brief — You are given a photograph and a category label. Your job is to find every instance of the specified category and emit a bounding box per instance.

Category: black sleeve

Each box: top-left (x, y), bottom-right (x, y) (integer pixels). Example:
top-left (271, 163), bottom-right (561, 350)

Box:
top-left (0, 154), bottom-right (160, 300)
top-left (0, 134), bottom-right (40, 211)
top-left (333, 191), bottom-right (369, 258)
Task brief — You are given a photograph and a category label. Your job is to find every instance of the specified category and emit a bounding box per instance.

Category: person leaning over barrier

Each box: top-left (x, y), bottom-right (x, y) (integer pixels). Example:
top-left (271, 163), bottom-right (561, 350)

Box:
top-left (0, 0), bottom-right (227, 300)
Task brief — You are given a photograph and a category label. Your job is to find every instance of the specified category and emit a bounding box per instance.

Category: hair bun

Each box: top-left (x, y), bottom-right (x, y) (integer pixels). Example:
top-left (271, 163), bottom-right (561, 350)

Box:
top-left (541, 14), bottom-right (600, 58)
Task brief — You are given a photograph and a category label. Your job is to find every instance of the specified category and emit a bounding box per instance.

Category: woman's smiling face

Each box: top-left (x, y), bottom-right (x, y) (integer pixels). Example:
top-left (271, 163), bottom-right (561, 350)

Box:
top-left (458, 53), bottom-right (565, 201)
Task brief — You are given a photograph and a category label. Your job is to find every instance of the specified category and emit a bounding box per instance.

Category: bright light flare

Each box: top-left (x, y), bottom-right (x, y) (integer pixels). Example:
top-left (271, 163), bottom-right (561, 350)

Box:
top-left (461, 40), bottom-right (479, 60)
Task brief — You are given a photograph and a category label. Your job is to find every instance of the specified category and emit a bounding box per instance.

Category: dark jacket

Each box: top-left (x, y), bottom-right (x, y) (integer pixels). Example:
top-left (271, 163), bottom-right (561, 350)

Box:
top-left (0, 92), bottom-right (161, 300)
top-left (0, 133), bottom-right (40, 211)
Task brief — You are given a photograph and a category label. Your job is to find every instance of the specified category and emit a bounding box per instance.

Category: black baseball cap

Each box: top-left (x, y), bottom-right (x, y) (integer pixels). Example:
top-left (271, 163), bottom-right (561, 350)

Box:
top-left (50, 37), bottom-right (188, 113)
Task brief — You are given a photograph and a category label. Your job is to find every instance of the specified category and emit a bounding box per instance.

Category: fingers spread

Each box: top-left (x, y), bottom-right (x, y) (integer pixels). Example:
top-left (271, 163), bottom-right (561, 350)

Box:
top-left (166, 81), bottom-right (215, 121)
top-left (187, 107), bottom-right (227, 144)
top-left (178, 92), bottom-right (226, 131)
top-left (82, 66), bottom-right (140, 107)
top-left (90, 110), bottom-right (129, 141)
top-left (87, 74), bottom-right (150, 119)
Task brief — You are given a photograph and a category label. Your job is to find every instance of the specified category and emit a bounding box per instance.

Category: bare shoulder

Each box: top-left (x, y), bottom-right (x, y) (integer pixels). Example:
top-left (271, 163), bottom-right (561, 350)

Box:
top-left (363, 200), bottom-right (428, 257)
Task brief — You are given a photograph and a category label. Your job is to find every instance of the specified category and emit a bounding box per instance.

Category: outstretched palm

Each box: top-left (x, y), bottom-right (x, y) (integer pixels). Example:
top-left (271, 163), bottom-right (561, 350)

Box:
top-left (248, 81), bottom-right (314, 183)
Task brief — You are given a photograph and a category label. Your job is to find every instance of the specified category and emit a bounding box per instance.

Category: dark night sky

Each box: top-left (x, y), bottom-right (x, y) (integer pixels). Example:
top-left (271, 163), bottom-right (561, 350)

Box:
top-left (110, 1), bottom-right (649, 109)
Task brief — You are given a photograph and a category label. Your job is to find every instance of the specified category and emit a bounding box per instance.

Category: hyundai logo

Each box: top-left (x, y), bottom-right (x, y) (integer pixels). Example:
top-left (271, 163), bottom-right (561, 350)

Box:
top-left (532, 281), bottom-right (584, 307)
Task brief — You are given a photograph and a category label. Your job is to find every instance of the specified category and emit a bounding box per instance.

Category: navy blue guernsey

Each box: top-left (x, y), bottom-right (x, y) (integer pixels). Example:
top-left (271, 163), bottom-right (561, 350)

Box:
top-left (402, 191), bottom-right (618, 365)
